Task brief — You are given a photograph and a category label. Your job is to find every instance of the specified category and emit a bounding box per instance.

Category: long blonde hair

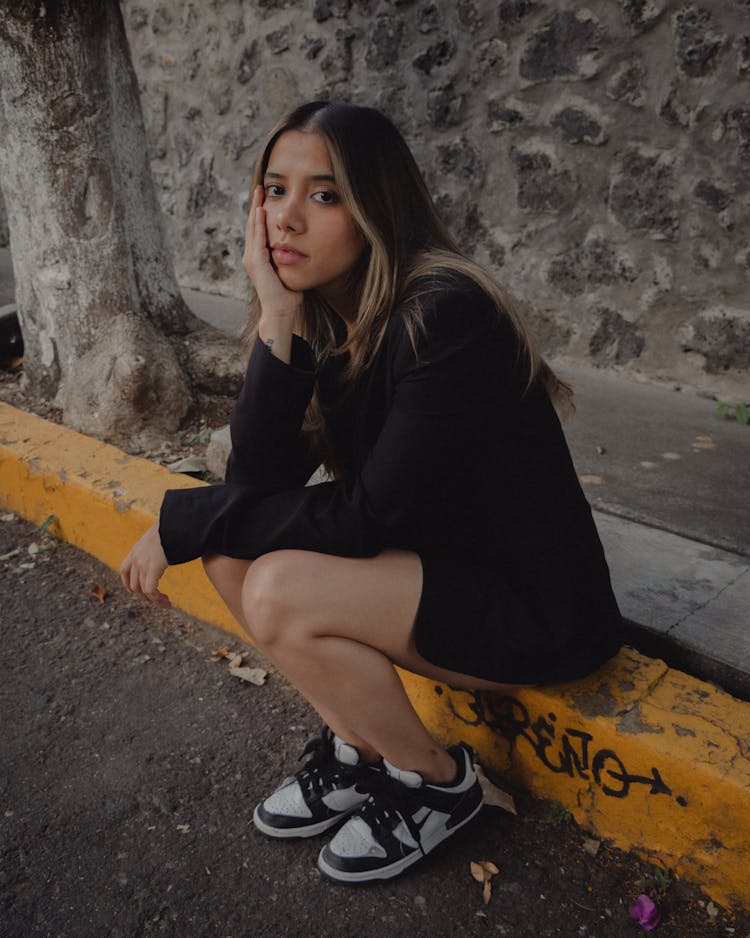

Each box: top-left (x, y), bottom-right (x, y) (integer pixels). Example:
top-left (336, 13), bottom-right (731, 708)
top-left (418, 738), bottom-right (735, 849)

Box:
top-left (246, 101), bottom-right (572, 472)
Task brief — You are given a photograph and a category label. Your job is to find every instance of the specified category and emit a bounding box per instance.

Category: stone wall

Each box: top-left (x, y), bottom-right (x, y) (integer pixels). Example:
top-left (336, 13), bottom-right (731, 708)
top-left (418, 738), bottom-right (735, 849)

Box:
top-left (121, 0), bottom-right (750, 398)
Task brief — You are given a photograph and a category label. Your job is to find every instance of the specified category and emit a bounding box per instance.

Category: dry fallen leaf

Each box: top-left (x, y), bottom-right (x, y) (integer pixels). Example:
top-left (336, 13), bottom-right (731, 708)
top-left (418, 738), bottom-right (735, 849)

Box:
top-left (470, 860), bottom-right (500, 906)
top-left (470, 862), bottom-right (486, 883)
top-left (227, 652), bottom-right (244, 669)
top-left (229, 666), bottom-right (267, 686)
top-left (90, 584), bottom-right (109, 603)
top-left (579, 473), bottom-right (604, 485)
top-left (0, 548), bottom-right (21, 561)
top-left (473, 762), bottom-right (516, 815)
top-left (210, 646), bottom-right (230, 661)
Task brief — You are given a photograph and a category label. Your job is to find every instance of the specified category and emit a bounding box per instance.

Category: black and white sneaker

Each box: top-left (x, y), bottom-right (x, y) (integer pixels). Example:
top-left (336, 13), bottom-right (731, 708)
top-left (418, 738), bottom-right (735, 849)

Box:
top-left (253, 725), bottom-right (380, 839)
top-left (317, 742), bottom-right (483, 883)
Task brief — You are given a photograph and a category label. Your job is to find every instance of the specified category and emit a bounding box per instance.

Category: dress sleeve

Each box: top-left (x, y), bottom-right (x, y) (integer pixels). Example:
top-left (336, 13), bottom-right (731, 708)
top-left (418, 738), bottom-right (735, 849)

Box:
top-left (223, 334), bottom-right (320, 491)
top-left (158, 286), bottom-right (499, 565)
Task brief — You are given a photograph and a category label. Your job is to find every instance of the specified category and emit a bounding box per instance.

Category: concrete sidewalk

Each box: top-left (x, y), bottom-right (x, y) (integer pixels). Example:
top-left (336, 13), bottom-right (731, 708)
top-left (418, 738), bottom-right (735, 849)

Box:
top-left (2, 249), bottom-right (750, 911)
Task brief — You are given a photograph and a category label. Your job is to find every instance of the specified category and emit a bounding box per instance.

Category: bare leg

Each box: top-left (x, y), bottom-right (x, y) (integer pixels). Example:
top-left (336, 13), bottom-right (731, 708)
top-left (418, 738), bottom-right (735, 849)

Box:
top-left (236, 549), bottom-right (523, 783)
top-left (203, 554), bottom-right (383, 762)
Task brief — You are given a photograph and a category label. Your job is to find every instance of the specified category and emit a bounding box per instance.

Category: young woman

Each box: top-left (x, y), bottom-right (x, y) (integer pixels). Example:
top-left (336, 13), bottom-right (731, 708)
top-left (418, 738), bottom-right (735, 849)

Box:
top-left (120, 101), bottom-right (622, 884)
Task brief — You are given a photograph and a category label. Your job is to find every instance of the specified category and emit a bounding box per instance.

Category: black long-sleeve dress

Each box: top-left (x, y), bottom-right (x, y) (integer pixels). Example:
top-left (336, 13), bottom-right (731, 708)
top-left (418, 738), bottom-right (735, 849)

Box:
top-left (159, 276), bottom-right (622, 685)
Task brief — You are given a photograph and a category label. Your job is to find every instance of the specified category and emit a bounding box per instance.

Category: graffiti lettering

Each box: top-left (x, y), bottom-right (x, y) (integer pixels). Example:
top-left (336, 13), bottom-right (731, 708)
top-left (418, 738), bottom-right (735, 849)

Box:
top-left (446, 690), bottom-right (679, 803)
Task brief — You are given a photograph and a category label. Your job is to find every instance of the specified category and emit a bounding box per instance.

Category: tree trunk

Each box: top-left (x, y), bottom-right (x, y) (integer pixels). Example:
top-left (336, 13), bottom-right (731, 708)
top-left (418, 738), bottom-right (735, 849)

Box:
top-left (0, 0), bottom-right (240, 445)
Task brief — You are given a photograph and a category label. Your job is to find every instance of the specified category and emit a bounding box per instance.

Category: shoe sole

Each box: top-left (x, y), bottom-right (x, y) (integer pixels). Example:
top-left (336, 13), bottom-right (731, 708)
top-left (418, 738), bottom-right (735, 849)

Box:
top-left (252, 803), bottom-right (360, 840)
top-left (316, 798), bottom-right (484, 883)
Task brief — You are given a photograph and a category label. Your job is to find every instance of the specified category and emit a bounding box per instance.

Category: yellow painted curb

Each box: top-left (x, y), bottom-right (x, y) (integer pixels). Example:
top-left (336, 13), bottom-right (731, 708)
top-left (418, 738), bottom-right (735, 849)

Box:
top-left (2, 401), bottom-right (749, 911)
top-left (0, 402), bottom-right (241, 640)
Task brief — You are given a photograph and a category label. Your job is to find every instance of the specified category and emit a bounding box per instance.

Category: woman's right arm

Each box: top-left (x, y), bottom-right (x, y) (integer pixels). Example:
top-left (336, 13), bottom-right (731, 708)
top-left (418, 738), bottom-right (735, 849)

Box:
top-left (225, 186), bottom-right (319, 490)
top-left (245, 184), bottom-right (298, 365)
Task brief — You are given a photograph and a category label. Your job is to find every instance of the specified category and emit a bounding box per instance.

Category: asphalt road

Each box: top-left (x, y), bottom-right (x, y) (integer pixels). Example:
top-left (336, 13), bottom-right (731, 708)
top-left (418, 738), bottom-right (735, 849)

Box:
top-left (1, 514), bottom-right (746, 938)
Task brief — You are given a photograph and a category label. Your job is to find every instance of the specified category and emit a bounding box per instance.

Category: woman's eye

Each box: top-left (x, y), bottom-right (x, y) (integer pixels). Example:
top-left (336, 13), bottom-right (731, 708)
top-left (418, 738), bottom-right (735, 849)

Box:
top-left (313, 190), bottom-right (339, 205)
top-left (265, 183), bottom-right (284, 197)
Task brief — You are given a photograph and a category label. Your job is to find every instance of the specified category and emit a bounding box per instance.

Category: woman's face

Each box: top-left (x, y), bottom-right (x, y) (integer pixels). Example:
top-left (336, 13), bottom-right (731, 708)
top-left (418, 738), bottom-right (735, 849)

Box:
top-left (263, 129), bottom-right (366, 318)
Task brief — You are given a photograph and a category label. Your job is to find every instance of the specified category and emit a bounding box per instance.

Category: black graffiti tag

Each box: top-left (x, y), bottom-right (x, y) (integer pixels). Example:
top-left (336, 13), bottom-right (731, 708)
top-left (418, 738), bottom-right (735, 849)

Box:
top-left (446, 690), bottom-right (676, 802)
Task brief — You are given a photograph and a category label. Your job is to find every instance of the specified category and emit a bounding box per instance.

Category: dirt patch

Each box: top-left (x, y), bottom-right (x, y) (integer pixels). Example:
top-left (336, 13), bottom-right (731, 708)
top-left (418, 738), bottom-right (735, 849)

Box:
top-left (0, 366), bottom-right (232, 479)
top-left (1, 514), bottom-right (748, 938)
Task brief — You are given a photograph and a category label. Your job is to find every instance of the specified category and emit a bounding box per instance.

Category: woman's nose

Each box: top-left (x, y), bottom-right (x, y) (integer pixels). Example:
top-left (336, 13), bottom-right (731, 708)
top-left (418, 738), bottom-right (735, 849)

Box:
top-left (275, 195), bottom-right (305, 233)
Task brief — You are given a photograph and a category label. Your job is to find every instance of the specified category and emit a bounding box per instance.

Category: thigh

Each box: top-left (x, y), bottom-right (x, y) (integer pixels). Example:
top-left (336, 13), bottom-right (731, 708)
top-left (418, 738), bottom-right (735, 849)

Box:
top-left (249, 549), bottom-right (524, 693)
top-left (203, 553), bottom-right (254, 629)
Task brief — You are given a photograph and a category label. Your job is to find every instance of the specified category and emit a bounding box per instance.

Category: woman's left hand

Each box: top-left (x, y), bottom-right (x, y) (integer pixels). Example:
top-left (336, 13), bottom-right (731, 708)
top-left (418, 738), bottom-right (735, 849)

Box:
top-left (119, 522), bottom-right (171, 608)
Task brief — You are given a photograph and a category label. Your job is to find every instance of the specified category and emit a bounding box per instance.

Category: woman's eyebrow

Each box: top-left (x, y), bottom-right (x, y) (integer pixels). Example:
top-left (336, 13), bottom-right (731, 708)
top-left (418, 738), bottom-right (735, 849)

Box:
top-left (264, 171), bottom-right (337, 183)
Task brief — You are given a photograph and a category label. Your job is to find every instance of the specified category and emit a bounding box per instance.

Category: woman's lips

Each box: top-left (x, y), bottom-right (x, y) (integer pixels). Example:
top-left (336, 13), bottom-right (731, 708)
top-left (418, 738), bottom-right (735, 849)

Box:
top-left (271, 246), bottom-right (307, 265)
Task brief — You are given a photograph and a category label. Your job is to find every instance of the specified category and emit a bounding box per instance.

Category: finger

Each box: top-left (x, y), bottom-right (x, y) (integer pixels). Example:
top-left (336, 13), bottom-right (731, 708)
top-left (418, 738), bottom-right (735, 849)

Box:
top-left (245, 186), bottom-right (260, 240)
top-left (129, 563), bottom-right (142, 595)
top-left (254, 205), bottom-right (267, 250)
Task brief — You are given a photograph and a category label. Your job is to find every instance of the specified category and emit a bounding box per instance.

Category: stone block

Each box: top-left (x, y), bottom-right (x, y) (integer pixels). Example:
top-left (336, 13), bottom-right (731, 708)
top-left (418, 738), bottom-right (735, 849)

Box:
top-left (427, 82), bottom-right (465, 128)
top-left (412, 36), bottom-right (456, 75)
top-left (260, 67), bottom-right (299, 115)
top-left (618, 0), bottom-right (667, 33)
top-left (128, 6), bottom-right (148, 30)
top-left (457, 0), bottom-right (483, 31)
top-left (498, 0), bottom-right (540, 28)
top-left (658, 82), bottom-right (694, 128)
top-left (609, 148), bottom-right (679, 240)
top-left (679, 307), bottom-right (750, 373)
top-left (469, 37), bottom-right (508, 84)
top-left (237, 41), bottom-right (260, 85)
top-left (589, 308), bottom-right (645, 365)
top-left (606, 58), bottom-right (647, 108)
top-left (207, 84), bottom-right (233, 118)
top-left (487, 98), bottom-right (528, 133)
top-left (300, 36), bottom-right (326, 60)
top-left (321, 28), bottom-right (356, 82)
top-left (550, 105), bottom-right (607, 145)
top-left (520, 10), bottom-right (605, 82)
top-left (738, 35), bottom-right (750, 78)
top-left (725, 106), bottom-right (750, 159)
top-left (511, 148), bottom-right (577, 214)
top-left (265, 27), bottom-right (291, 55)
top-left (151, 5), bottom-right (173, 35)
top-left (547, 237), bottom-right (635, 296)
top-left (313, 0), bottom-right (351, 20)
top-left (693, 179), bottom-right (731, 212)
top-left (417, 3), bottom-right (440, 33)
top-left (674, 5), bottom-right (725, 77)
top-left (436, 137), bottom-right (483, 182)
top-left (365, 14), bottom-right (403, 71)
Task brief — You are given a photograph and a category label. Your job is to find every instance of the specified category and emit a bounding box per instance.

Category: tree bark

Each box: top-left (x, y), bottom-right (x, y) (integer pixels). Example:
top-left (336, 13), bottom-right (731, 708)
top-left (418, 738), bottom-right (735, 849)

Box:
top-left (0, 0), bottom-right (241, 444)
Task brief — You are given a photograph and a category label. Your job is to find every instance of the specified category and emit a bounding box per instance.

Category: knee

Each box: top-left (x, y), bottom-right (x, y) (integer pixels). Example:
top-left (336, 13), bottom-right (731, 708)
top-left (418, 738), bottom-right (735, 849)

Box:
top-left (241, 551), bottom-right (304, 648)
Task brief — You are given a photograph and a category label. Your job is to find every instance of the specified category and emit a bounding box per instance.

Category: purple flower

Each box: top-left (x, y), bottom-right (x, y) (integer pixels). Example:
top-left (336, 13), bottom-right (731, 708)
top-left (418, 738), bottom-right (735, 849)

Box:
top-left (629, 894), bottom-right (661, 931)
